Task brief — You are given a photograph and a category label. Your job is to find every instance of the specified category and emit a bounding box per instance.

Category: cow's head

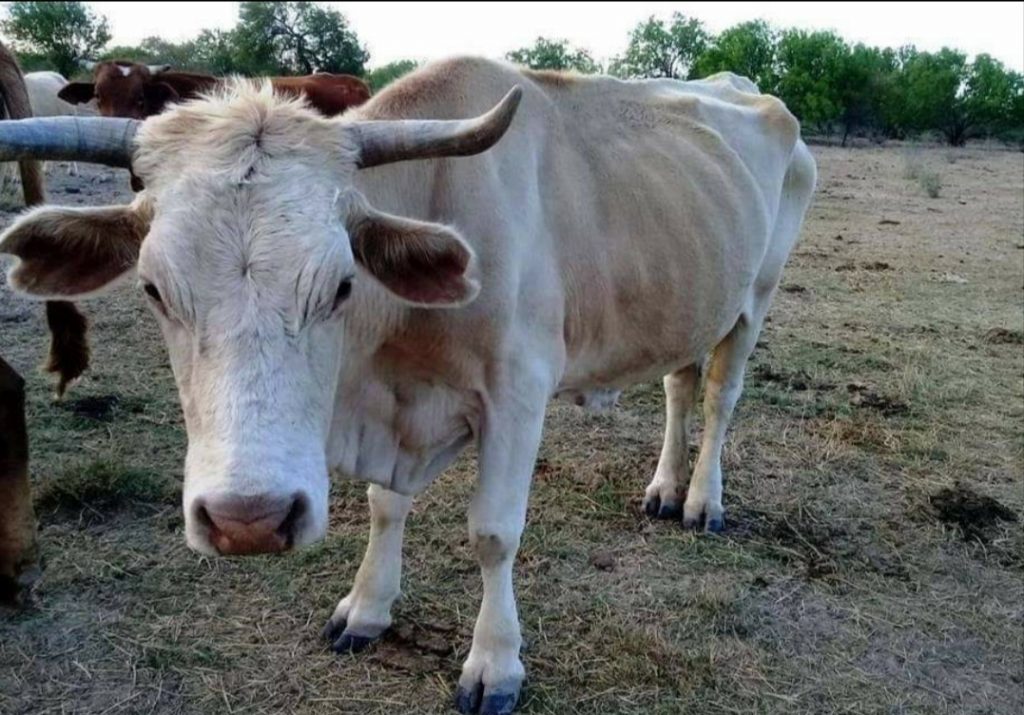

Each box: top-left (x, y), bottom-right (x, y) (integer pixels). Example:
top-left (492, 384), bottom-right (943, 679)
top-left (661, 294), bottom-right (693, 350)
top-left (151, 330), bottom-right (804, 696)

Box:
top-left (0, 82), bottom-right (522, 556)
top-left (59, 61), bottom-right (178, 119)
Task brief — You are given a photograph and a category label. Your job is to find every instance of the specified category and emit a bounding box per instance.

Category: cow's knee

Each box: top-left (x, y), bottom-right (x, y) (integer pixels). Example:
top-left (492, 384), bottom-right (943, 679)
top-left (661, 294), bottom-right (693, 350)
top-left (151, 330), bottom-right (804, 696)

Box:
top-left (470, 529), bottom-right (519, 568)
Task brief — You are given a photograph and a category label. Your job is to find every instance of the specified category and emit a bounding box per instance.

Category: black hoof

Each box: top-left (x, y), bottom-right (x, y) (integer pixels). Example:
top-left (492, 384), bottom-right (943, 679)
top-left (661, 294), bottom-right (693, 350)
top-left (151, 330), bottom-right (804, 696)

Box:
top-left (331, 631), bottom-right (376, 654)
top-left (480, 692), bottom-right (519, 715)
top-left (682, 513), bottom-right (726, 533)
top-left (645, 495), bottom-right (681, 520)
top-left (454, 684), bottom-right (520, 715)
top-left (322, 618), bottom-right (346, 643)
top-left (455, 684), bottom-right (483, 714)
top-left (658, 502), bottom-right (681, 520)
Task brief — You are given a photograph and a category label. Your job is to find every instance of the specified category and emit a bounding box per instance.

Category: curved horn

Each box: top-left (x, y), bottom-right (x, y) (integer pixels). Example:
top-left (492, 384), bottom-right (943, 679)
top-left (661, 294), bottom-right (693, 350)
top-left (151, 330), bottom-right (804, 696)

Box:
top-left (0, 117), bottom-right (138, 168)
top-left (351, 86), bottom-right (522, 169)
top-left (147, 64), bottom-right (171, 75)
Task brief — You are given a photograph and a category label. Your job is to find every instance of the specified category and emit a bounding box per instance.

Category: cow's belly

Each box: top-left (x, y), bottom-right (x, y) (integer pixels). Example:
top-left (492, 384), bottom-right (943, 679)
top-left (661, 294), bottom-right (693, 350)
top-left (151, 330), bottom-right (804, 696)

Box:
top-left (326, 374), bottom-right (477, 496)
top-left (558, 254), bottom-right (759, 393)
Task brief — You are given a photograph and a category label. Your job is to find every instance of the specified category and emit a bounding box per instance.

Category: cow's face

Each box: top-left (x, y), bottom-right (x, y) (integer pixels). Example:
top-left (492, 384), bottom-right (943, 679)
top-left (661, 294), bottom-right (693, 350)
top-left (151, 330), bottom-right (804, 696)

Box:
top-left (59, 62), bottom-right (177, 119)
top-left (0, 85), bottom-right (489, 556)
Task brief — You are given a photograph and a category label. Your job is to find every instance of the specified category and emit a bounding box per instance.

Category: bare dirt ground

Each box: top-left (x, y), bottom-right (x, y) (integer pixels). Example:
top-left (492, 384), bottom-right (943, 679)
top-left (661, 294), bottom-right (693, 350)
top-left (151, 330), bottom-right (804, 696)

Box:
top-left (1, 145), bottom-right (1022, 715)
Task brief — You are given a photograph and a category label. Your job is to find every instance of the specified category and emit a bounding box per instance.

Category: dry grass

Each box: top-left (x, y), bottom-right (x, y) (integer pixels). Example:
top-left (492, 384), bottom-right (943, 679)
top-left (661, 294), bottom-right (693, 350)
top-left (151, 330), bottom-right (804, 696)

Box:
top-left (1, 147), bottom-right (1022, 714)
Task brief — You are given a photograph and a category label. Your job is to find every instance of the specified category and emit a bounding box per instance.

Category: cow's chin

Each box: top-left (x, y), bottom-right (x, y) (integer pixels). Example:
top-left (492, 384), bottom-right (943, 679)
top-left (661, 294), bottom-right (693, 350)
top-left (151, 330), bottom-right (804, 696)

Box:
top-left (180, 466), bottom-right (330, 557)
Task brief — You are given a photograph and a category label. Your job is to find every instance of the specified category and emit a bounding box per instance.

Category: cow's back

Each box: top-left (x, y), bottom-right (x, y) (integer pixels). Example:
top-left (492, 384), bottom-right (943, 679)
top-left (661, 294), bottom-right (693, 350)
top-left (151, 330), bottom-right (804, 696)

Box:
top-left (272, 74), bottom-right (370, 116)
top-left (353, 58), bottom-right (811, 389)
top-left (24, 71), bottom-right (76, 117)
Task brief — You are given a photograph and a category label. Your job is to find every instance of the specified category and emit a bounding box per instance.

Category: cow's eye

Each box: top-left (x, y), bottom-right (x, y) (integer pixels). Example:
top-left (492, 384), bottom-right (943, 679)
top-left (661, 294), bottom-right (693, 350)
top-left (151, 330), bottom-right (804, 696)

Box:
top-left (143, 282), bottom-right (162, 303)
top-left (333, 277), bottom-right (353, 309)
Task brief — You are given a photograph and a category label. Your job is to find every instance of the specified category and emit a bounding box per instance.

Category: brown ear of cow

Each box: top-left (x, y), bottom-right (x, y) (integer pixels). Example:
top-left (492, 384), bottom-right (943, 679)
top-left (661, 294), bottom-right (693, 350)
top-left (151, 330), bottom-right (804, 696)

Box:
top-left (57, 82), bottom-right (96, 104)
top-left (0, 203), bottom-right (149, 299)
top-left (346, 199), bottom-right (479, 307)
top-left (144, 81), bottom-right (179, 110)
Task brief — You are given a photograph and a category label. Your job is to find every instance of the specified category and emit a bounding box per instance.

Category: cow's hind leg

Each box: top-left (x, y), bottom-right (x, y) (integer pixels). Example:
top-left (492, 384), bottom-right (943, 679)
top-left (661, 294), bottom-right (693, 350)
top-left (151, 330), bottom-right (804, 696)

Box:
top-left (323, 485), bottom-right (412, 652)
top-left (685, 143), bottom-right (815, 532)
top-left (643, 364), bottom-right (700, 519)
top-left (684, 310), bottom-right (766, 532)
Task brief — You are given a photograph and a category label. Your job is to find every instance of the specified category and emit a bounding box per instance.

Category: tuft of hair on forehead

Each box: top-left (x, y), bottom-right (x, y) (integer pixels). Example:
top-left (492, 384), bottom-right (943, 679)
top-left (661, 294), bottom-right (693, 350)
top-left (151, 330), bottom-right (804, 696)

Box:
top-left (133, 78), bottom-right (359, 187)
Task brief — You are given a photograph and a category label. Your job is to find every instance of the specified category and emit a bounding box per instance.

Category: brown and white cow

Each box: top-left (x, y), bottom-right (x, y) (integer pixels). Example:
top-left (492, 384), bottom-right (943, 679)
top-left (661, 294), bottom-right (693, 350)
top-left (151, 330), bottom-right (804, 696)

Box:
top-left (0, 58), bottom-right (815, 713)
top-left (58, 60), bottom-right (371, 119)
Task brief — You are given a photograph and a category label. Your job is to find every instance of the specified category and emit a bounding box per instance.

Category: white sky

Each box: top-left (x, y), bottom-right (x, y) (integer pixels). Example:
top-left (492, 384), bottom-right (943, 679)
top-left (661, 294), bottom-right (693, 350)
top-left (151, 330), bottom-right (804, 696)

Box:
top-left (89, 1), bottom-right (1024, 71)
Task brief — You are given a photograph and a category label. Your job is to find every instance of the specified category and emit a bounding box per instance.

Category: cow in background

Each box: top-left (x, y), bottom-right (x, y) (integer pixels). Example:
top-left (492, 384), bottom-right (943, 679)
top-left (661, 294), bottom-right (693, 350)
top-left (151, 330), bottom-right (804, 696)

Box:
top-left (59, 60), bottom-right (371, 120)
top-left (0, 41), bottom-right (40, 608)
top-left (25, 71), bottom-right (89, 175)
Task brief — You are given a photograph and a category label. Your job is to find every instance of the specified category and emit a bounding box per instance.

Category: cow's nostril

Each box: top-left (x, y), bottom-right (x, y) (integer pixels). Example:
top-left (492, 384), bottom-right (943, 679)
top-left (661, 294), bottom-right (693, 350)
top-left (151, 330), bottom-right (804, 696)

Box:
top-left (195, 502), bottom-right (214, 531)
top-left (276, 494), bottom-right (307, 547)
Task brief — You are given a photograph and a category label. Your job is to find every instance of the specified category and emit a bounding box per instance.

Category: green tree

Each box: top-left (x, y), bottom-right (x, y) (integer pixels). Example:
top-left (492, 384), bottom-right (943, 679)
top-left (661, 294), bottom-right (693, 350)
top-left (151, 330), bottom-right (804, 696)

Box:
top-left (100, 37), bottom-right (204, 72)
top-left (365, 59), bottom-right (418, 91)
top-left (775, 29), bottom-right (848, 130)
top-left (232, 1), bottom-right (368, 76)
top-left (507, 37), bottom-right (599, 74)
top-left (890, 48), bottom-right (969, 144)
top-left (191, 29), bottom-right (241, 75)
top-left (834, 44), bottom-right (898, 144)
top-left (694, 20), bottom-right (779, 92)
top-left (962, 54), bottom-right (1023, 140)
top-left (1, 1), bottom-right (110, 77)
top-left (610, 13), bottom-right (708, 79)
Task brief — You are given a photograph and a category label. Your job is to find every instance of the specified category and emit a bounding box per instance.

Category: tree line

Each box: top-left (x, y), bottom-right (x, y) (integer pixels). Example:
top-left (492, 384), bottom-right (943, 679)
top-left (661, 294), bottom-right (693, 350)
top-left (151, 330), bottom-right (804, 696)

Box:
top-left (510, 16), bottom-right (1023, 146)
top-left (2, 3), bottom-right (1021, 145)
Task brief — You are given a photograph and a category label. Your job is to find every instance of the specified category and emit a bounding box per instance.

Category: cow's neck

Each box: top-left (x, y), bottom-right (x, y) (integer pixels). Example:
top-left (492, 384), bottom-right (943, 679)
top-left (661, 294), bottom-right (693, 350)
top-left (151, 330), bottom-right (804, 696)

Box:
top-left (327, 161), bottom-right (477, 496)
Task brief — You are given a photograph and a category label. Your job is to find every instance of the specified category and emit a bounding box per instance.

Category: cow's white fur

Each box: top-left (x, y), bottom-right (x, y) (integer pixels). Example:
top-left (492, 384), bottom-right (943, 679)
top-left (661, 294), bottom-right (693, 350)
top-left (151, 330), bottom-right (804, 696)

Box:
top-left (0, 59), bottom-right (817, 706)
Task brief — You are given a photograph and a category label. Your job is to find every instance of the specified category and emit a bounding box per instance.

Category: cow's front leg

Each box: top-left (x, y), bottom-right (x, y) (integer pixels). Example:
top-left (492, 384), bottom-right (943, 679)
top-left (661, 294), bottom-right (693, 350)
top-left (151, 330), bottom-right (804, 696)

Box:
top-left (323, 485), bottom-right (412, 652)
top-left (455, 390), bottom-right (547, 715)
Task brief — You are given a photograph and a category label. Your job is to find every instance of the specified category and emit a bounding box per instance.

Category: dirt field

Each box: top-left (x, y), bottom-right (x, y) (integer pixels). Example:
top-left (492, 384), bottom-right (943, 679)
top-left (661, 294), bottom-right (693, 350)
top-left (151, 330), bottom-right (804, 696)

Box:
top-left (1, 144), bottom-right (1022, 715)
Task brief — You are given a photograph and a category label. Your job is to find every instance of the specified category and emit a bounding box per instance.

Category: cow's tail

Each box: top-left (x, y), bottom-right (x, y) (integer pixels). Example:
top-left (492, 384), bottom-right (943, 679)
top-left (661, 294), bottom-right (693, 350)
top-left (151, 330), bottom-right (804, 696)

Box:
top-left (0, 43), bottom-right (90, 397)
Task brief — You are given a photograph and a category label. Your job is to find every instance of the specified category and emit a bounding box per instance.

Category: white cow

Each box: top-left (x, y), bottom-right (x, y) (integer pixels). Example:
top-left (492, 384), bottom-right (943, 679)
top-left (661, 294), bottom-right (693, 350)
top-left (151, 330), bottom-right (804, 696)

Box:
top-left (24, 71), bottom-right (88, 175)
top-left (0, 58), bottom-right (816, 714)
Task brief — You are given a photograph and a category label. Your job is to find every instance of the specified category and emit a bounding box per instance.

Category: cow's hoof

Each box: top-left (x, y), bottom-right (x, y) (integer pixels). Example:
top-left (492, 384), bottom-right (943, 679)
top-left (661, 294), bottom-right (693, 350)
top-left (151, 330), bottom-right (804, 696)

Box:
top-left (332, 632), bottom-right (376, 654)
top-left (322, 618), bottom-right (378, 654)
top-left (682, 512), bottom-right (725, 533)
top-left (642, 494), bottom-right (681, 520)
top-left (455, 684), bottom-right (520, 715)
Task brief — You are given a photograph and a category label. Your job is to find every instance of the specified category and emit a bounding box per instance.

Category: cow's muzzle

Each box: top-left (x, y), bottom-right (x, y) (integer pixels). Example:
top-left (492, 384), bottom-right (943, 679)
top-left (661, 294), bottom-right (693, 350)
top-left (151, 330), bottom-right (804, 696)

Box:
top-left (193, 492), bottom-right (308, 555)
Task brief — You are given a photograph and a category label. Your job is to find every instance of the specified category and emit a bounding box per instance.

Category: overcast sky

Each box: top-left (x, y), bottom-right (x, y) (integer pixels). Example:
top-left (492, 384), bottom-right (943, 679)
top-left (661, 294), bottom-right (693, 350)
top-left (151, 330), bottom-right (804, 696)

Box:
top-left (88, 2), bottom-right (1024, 71)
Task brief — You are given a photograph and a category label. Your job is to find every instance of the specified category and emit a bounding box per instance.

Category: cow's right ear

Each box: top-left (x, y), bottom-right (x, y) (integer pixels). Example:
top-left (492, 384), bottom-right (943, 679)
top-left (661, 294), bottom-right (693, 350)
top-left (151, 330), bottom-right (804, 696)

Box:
top-left (57, 82), bottom-right (96, 104)
top-left (0, 200), bottom-right (152, 300)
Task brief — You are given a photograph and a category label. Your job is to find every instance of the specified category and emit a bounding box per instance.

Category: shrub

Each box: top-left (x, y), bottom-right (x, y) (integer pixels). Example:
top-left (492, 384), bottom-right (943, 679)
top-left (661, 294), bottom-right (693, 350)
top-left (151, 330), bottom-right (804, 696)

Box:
top-left (901, 148), bottom-right (924, 179)
top-left (919, 170), bottom-right (943, 198)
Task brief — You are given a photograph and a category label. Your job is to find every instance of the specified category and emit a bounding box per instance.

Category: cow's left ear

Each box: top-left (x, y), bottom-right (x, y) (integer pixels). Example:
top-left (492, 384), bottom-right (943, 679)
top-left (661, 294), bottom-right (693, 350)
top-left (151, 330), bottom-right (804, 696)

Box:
top-left (344, 194), bottom-right (479, 307)
top-left (0, 199), bottom-right (152, 300)
top-left (144, 81), bottom-right (179, 110)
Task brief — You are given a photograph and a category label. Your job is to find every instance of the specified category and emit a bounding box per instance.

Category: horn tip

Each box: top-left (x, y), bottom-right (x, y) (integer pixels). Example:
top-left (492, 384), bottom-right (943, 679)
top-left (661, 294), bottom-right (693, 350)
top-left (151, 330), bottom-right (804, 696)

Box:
top-left (504, 85), bottom-right (523, 109)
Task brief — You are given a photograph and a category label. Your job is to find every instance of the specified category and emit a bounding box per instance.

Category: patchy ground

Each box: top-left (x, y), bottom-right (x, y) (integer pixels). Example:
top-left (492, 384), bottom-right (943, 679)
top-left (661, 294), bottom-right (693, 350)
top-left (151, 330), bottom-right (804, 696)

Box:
top-left (1, 145), bottom-right (1022, 715)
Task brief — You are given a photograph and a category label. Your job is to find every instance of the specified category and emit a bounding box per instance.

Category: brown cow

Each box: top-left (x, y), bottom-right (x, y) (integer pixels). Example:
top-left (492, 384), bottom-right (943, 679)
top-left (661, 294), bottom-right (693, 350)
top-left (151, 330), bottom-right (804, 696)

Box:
top-left (59, 61), bottom-right (371, 119)
top-left (0, 42), bottom-right (40, 607)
